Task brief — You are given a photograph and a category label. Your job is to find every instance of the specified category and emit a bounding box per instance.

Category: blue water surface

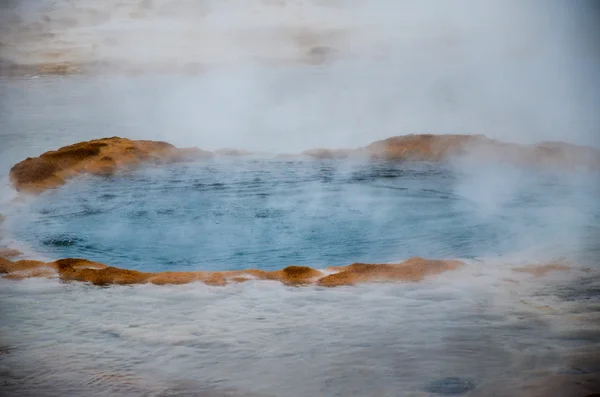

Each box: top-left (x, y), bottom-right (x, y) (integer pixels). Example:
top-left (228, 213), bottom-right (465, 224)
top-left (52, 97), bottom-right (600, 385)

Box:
top-left (7, 158), bottom-right (600, 272)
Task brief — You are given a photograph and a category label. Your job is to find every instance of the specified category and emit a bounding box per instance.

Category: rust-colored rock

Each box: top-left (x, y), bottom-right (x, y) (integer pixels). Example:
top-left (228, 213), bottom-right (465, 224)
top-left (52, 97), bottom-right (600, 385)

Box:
top-left (1, 254), bottom-right (463, 287)
top-left (513, 263), bottom-right (571, 277)
top-left (0, 257), bottom-right (14, 273)
top-left (148, 271), bottom-right (203, 285)
top-left (230, 276), bottom-right (252, 283)
top-left (52, 258), bottom-right (145, 285)
top-left (9, 137), bottom-right (213, 193)
top-left (59, 265), bottom-right (150, 286)
top-left (287, 134), bottom-right (600, 169)
top-left (270, 266), bottom-right (324, 285)
top-left (86, 156), bottom-right (118, 176)
top-left (362, 134), bottom-right (600, 169)
top-left (148, 270), bottom-right (268, 286)
top-left (53, 258), bottom-right (108, 270)
top-left (222, 269), bottom-right (270, 283)
top-left (9, 135), bottom-right (600, 194)
top-left (147, 271), bottom-right (227, 286)
top-left (0, 258), bottom-right (52, 274)
top-left (317, 257), bottom-right (464, 287)
top-left (364, 134), bottom-right (487, 161)
top-left (203, 273), bottom-right (228, 286)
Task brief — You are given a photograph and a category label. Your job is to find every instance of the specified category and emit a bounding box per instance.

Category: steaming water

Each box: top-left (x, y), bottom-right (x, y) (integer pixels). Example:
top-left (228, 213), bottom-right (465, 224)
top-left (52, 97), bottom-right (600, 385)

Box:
top-left (2, 77), bottom-right (599, 273)
top-left (1, 272), bottom-right (599, 397)
top-left (1, 1), bottom-right (600, 392)
top-left (1, 76), bottom-right (600, 396)
top-left (4, 159), bottom-right (600, 273)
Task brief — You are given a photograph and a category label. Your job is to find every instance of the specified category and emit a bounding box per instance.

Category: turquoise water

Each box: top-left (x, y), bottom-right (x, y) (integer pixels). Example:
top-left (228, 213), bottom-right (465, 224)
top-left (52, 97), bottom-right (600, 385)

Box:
top-left (6, 159), bottom-right (600, 272)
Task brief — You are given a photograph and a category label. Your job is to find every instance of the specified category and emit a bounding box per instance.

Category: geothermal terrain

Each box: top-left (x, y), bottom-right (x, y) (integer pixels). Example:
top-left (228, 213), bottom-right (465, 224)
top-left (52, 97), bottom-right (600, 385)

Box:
top-left (1, 1), bottom-right (600, 397)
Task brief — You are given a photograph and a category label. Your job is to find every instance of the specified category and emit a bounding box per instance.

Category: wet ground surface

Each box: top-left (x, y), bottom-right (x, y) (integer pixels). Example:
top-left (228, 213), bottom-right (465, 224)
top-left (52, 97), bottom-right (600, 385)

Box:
top-left (0, 270), bottom-right (599, 397)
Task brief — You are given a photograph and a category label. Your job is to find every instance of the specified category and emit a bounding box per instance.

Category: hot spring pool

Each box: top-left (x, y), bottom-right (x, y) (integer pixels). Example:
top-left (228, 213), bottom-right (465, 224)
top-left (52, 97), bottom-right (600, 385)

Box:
top-left (1, 48), bottom-right (599, 395)
top-left (5, 159), bottom-right (599, 272)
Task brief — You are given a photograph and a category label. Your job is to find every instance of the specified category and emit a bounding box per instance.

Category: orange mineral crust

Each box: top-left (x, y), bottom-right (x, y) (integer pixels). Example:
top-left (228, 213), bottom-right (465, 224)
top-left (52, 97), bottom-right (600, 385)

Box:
top-left (0, 256), bottom-right (464, 287)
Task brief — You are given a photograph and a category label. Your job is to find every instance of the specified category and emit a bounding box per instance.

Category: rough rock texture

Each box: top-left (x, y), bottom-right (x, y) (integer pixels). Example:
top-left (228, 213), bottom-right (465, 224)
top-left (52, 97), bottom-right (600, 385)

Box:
top-left (364, 134), bottom-right (489, 161)
top-left (363, 134), bottom-right (600, 168)
top-left (55, 258), bottom-right (150, 285)
top-left (0, 258), bottom-right (50, 274)
top-left (0, 257), bottom-right (15, 272)
top-left (10, 135), bottom-right (600, 194)
top-left (0, 256), bottom-right (462, 287)
top-left (268, 266), bottom-right (324, 285)
top-left (148, 271), bottom-right (227, 286)
top-left (317, 257), bottom-right (464, 287)
top-left (279, 134), bottom-right (600, 169)
top-left (9, 137), bottom-right (213, 193)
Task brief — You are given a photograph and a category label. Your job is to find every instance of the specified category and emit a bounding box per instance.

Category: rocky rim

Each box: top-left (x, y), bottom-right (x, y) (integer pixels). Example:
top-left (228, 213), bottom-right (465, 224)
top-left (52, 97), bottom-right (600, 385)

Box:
top-left (0, 256), bottom-right (466, 287)
top-left (9, 134), bottom-right (600, 194)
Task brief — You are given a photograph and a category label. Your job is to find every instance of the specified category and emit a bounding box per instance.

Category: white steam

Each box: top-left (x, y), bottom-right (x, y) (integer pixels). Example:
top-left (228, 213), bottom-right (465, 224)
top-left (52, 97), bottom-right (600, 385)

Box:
top-left (0, 0), bottom-right (599, 152)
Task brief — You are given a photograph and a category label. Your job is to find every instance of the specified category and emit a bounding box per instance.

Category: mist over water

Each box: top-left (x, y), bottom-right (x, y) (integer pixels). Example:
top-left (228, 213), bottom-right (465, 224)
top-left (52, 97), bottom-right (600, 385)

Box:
top-left (1, 1), bottom-right (600, 396)
top-left (4, 160), bottom-right (600, 273)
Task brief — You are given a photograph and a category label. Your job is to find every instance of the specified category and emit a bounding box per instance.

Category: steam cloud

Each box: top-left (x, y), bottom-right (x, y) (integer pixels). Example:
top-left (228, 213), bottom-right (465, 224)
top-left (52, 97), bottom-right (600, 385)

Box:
top-left (0, 0), bottom-right (599, 152)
